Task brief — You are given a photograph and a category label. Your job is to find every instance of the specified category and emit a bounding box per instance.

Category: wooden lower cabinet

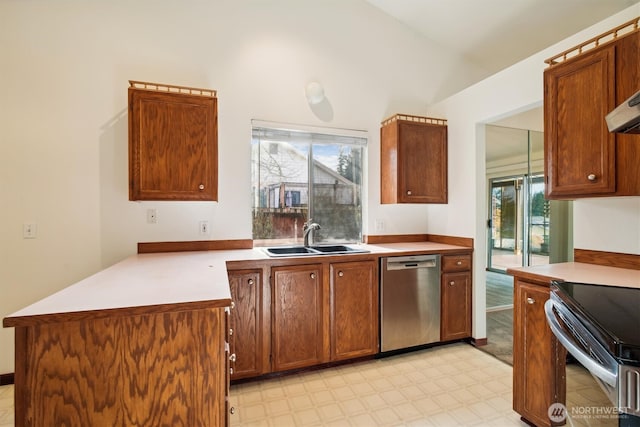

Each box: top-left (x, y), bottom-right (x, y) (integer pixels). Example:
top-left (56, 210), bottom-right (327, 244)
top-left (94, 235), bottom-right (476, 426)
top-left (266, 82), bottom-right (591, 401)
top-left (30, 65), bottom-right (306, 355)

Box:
top-left (13, 308), bottom-right (229, 426)
top-left (513, 278), bottom-right (565, 427)
top-left (228, 253), bottom-right (473, 380)
top-left (229, 258), bottom-right (381, 378)
top-left (227, 269), bottom-right (268, 380)
top-left (441, 271), bottom-right (471, 340)
top-left (330, 260), bottom-right (378, 360)
top-left (272, 263), bottom-right (325, 372)
top-left (440, 254), bottom-right (472, 341)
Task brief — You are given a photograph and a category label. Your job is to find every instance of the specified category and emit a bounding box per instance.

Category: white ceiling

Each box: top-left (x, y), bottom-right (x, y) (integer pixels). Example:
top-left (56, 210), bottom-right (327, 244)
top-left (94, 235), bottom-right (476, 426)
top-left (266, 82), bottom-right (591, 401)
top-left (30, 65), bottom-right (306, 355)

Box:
top-left (365, 0), bottom-right (639, 163)
top-left (365, 0), bottom-right (639, 78)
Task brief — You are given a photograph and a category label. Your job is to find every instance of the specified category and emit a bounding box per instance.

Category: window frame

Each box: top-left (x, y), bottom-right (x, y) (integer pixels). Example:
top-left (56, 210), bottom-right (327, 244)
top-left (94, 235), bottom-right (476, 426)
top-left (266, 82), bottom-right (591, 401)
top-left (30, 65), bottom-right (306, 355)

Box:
top-left (251, 120), bottom-right (367, 247)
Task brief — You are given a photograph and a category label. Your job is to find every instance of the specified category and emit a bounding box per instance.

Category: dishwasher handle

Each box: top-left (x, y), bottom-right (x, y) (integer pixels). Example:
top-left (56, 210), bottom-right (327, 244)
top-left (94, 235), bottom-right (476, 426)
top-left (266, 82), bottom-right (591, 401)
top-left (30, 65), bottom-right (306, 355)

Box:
top-left (385, 255), bottom-right (439, 270)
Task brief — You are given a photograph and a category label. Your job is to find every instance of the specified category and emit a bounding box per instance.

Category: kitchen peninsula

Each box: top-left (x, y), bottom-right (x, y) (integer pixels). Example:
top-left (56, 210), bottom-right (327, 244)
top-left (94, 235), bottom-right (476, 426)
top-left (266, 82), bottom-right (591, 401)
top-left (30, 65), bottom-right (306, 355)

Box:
top-left (3, 237), bottom-right (473, 426)
top-left (2, 250), bottom-right (243, 427)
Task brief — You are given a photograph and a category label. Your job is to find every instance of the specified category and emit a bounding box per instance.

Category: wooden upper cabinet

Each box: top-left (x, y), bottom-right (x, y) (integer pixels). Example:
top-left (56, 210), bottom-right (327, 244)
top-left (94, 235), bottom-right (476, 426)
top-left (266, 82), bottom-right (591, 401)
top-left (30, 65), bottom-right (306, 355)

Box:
top-left (381, 114), bottom-right (448, 204)
top-left (544, 26), bottom-right (640, 199)
top-left (544, 45), bottom-right (616, 198)
top-left (128, 81), bottom-right (218, 201)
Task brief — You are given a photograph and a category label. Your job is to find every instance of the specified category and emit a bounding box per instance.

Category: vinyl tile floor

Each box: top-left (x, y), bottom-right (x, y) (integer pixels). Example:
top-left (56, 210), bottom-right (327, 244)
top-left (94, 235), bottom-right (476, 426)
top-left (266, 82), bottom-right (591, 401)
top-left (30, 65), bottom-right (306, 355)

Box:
top-left (0, 385), bottom-right (12, 427)
top-left (228, 343), bottom-right (524, 426)
top-left (0, 343), bottom-right (526, 426)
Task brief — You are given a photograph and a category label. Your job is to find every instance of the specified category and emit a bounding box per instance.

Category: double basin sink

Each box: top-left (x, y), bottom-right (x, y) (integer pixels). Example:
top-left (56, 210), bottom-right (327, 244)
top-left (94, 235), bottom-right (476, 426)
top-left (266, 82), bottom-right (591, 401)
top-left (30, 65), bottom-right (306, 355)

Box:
top-left (264, 245), bottom-right (370, 257)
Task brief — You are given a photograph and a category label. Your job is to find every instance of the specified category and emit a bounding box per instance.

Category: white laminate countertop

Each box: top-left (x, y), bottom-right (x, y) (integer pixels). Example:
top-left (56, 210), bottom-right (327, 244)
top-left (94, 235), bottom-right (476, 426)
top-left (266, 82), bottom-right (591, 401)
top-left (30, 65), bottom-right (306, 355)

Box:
top-left (361, 242), bottom-right (472, 254)
top-left (4, 250), bottom-right (240, 326)
top-left (3, 242), bottom-right (472, 326)
top-left (508, 262), bottom-right (640, 289)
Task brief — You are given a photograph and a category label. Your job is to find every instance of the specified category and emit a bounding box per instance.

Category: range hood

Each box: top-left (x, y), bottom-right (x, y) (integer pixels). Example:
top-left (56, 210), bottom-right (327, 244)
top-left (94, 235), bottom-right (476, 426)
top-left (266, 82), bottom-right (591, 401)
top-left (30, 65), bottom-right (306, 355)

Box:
top-left (606, 89), bottom-right (640, 134)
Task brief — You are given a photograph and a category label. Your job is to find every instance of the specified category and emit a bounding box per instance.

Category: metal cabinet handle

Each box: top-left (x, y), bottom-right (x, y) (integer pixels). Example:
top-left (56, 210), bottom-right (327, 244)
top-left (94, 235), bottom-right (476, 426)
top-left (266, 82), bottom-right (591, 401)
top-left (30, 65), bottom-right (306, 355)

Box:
top-left (230, 301), bottom-right (235, 310)
top-left (230, 367), bottom-right (234, 375)
top-left (338, 271), bottom-right (344, 277)
top-left (310, 273), bottom-right (316, 279)
top-left (407, 190), bottom-right (412, 195)
top-left (198, 184), bottom-right (205, 190)
top-left (230, 407), bottom-right (236, 415)
top-left (527, 297), bottom-right (535, 304)
top-left (456, 260), bottom-right (462, 265)
top-left (449, 281), bottom-right (455, 286)
top-left (229, 328), bottom-right (233, 336)
top-left (248, 279), bottom-right (254, 285)
top-left (587, 174), bottom-right (597, 181)
top-left (229, 353), bottom-right (236, 362)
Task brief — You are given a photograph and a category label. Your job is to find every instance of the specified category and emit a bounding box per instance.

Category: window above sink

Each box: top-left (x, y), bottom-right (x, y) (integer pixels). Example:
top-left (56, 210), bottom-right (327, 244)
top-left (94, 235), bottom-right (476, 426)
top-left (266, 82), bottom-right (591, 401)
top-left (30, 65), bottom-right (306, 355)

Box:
top-left (251, 121), bottom-right (367, 248)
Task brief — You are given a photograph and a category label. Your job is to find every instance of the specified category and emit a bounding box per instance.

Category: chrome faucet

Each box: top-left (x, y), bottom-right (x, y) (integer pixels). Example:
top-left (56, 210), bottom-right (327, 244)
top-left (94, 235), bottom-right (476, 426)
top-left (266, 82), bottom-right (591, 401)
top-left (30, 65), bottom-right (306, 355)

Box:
top-left (303, 220), bottom-right (321, 246)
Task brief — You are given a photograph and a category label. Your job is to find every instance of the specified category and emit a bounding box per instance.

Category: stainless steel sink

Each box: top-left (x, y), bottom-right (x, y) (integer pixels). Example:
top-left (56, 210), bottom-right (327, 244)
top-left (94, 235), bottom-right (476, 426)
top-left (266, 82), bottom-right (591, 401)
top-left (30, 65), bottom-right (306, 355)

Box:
top-left (263, 245), bottom-right (369, 257)
top-left (264, 246), bottom-right (317, 256)
top-left (310, 245), bottom-right (360, 253)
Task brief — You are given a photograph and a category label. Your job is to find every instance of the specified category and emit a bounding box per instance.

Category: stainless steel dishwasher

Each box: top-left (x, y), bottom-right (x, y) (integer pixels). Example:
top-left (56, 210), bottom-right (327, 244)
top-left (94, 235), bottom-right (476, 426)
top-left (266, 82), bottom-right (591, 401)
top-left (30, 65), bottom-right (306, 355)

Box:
top-left (380, 254), bottom-right (441, 352)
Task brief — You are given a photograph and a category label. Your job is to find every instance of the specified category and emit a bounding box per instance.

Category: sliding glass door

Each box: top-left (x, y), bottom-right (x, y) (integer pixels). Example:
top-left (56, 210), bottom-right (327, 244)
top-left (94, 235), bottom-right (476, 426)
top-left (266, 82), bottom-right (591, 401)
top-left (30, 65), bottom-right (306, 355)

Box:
top-left (489, 176), bottom-right (522, 270)
top-left (488, 174), bottom-right (549, 272)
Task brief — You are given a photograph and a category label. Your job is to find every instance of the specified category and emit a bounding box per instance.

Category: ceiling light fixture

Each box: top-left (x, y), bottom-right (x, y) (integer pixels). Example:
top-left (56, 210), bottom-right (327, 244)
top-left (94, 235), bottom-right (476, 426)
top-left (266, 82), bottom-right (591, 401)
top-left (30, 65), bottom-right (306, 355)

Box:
top-left (305, 81), bottom-right (325, 105)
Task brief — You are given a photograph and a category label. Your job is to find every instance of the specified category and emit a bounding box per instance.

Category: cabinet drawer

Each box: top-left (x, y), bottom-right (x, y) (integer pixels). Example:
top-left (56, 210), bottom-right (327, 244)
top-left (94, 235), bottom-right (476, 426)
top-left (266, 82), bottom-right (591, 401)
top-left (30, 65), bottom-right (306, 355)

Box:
top-left (441, 254), bottom-right (471, 272)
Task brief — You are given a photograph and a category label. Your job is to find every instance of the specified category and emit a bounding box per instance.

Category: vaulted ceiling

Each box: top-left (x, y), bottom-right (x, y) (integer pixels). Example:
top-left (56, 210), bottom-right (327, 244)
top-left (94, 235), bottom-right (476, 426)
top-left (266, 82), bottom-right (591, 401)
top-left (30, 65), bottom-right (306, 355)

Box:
top-left (365, 0), bottom-right (639, 162)
top-left (366, 0), bottom-right (639, 81)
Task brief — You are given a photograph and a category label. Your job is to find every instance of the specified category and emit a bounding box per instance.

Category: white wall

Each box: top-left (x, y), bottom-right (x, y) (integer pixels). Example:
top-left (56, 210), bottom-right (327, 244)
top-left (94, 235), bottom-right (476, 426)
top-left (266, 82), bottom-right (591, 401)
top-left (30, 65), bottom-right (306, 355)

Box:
top-left (1, 0), bottom-right (638, 376)
top-left (427, 5), bottom-right (640, 339)
top-left (573, 198), bottom-right (640, 254)
top-left (0, 0), bottom-right (485, 375)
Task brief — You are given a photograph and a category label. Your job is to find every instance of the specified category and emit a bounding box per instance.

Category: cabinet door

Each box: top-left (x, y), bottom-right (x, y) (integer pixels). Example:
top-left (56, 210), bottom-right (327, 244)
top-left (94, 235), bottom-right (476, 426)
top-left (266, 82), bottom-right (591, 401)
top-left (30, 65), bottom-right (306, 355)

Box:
top-left (128, 86), bottom-right (218, 201)
top-left (441, 272), bottom-right (471, 341)
top-left (228, 269), bottom-right (264, 380)
top-left (13, 308), bottom-right (229, 426)
top-left (381, 117), bottom-right (448, 204)
top-left (330, 260), bottom-right (378, 361)
top-left (544, 45), bottom-right (616, 198)
top-left (398, 122), bottom-right (448, 203)
top-left (272, 264), bottom-right (324, 372)
top-left (513, 280), bottom-right (563, 427)
top-left (611, 31), bottom-right (640, 197)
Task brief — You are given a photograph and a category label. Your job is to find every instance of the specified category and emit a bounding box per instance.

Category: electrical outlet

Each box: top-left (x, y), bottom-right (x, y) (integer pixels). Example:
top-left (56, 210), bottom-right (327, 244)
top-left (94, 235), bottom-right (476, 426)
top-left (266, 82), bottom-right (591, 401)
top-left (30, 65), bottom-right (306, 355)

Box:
top-left (23, 223), bottom-right (37, 239)
top-left (375, 219), bottom-right (385, 232)
top-left (146, 209), bottom-right (157, 224)
top-left (199, 221), bottom-right (210, 235)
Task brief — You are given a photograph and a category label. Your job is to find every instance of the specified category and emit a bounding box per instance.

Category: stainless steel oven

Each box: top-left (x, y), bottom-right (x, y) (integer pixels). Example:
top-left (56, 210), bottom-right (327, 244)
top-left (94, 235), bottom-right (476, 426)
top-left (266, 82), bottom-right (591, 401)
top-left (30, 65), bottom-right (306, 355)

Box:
top-left (545, 281), bottom-right (640, 426)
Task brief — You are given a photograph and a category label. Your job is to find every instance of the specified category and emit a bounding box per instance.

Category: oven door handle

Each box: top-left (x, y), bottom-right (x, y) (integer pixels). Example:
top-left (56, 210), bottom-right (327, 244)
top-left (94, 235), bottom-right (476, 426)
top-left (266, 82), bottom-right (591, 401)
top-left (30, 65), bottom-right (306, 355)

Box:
top-left (544, 299), bottom-right (617, 387)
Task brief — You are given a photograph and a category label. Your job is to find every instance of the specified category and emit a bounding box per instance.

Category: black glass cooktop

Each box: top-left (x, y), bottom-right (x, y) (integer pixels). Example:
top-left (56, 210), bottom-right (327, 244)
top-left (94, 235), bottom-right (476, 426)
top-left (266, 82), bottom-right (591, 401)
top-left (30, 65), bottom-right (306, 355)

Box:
top-left (552, 281), bottom-right (640, 364)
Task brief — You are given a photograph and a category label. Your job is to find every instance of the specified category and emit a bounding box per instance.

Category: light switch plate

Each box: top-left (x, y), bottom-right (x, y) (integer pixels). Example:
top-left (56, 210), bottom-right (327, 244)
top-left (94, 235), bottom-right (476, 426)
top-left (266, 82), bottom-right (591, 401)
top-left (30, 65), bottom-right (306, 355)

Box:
top-left (23, 223), bottom-right (37, 239)
top-left (146, 209), bottom-right (157, 224)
